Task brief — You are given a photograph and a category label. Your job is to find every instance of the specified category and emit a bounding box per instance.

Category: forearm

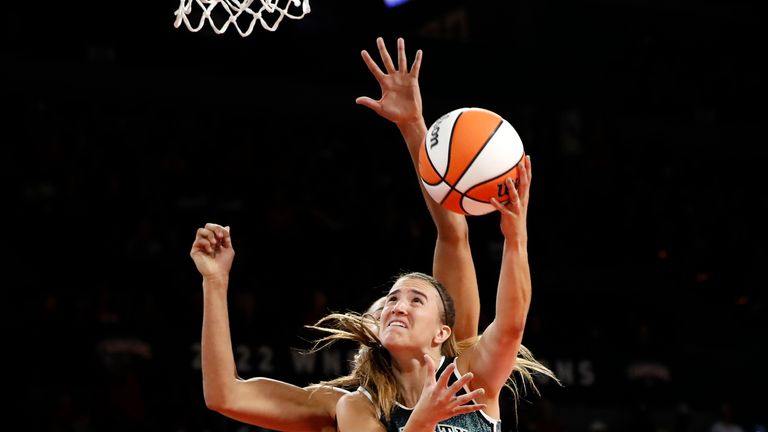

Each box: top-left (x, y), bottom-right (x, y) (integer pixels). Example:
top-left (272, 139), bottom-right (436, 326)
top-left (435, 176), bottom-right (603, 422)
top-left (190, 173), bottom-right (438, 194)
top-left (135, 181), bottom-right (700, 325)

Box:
top-left (433, 239), bottom-right (479, 340)
top-left (495, 239), bottom-right (531, 334)
top-left (201, 276), bottom-right (238, 409)
top-left (398, 120), bottom-right (468, 237)
top-left (457, 238), bottom-right (530, 393)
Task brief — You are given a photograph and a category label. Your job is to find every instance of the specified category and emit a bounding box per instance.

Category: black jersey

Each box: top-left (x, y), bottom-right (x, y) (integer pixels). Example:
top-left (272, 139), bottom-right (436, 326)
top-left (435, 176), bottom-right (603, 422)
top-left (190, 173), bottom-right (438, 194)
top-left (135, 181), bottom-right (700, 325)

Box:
top-left (358, 356), bottom-right (501, 432)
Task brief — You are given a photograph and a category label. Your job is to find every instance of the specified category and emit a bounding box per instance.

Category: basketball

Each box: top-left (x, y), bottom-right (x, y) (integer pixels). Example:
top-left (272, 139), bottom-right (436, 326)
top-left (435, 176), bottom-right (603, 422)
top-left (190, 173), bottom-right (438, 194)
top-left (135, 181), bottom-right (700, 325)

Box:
top-left (418, 107), bottom-right (526, 216)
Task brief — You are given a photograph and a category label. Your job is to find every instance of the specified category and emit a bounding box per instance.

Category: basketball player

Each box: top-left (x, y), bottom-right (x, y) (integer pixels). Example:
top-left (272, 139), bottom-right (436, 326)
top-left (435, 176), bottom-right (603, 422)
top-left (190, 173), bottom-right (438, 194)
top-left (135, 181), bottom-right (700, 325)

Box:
top-left (190, 38), bottom-right (483, 432)
top-left (190, 185), bottom-right (479, 431)
top-left (310, 37), bottom-right (555, 432)
top-left (189, 37), bottom-right (551, 432)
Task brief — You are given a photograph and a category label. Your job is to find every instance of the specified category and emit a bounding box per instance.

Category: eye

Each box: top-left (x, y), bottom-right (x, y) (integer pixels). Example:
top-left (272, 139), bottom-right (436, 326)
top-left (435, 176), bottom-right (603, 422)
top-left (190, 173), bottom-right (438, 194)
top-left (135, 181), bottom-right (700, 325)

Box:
top-left (387, 295), bottom-right (398, 303)
top-left (412, 297), bottom-right (424, 304)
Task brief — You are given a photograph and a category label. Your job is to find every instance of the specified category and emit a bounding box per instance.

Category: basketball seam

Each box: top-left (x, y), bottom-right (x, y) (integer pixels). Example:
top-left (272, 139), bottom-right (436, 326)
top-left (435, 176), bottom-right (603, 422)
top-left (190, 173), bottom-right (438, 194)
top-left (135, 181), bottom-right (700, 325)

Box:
top-left (451, 118), bottom-right (505, 193)
top-left (464, 152), bottom-right (525, 204)
top-left (422, 137), bottom-right (446, 187)
top-left (442, 111), bottom-right (463, 186)
top-left (438, 111), bottom-right (465, 207)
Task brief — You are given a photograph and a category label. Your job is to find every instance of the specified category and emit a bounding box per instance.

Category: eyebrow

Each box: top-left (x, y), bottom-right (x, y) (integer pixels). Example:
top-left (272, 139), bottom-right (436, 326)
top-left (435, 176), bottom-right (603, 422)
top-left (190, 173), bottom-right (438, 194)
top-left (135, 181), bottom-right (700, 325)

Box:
top-left (388, 288), bottom-right (429, 301)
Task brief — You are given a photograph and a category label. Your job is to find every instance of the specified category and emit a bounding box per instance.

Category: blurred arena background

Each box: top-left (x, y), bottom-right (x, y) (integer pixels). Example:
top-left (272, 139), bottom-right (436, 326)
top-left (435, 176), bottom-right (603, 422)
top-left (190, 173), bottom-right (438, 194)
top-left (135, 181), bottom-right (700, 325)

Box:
top-left (3, 0), bottom-right (766, 431)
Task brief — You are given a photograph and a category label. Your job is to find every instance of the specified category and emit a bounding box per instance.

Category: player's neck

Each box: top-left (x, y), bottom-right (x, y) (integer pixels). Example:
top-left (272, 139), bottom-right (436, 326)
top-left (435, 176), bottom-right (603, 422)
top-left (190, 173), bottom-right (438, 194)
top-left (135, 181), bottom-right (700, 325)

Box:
top-left (391, 351), bottom-right (442, 407)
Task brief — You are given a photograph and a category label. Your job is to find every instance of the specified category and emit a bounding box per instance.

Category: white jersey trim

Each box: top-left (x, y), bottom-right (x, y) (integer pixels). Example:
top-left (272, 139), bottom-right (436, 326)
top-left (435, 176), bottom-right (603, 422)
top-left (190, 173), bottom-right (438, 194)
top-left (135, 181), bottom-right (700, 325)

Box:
top-left (356, 386), bottom-right (382, 418)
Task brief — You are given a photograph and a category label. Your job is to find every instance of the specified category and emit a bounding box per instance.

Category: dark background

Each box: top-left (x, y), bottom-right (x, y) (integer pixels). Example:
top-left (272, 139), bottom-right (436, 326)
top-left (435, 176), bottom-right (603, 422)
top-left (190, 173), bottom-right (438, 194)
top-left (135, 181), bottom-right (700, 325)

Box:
top-left (3, 0), bottom-right (766, 431)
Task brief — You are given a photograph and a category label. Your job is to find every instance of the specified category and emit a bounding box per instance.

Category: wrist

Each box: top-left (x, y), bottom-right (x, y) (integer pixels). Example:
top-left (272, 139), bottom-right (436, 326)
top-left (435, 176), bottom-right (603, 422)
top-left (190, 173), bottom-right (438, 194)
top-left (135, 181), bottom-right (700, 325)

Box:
top-left (396, 118), bottom-right (427, 136)
top-left (504, 237), bottom-right (528, 252)
top-left (202, 274), bottom-right (229, 289)
top-left (404, 413), bottom-right (437, 432)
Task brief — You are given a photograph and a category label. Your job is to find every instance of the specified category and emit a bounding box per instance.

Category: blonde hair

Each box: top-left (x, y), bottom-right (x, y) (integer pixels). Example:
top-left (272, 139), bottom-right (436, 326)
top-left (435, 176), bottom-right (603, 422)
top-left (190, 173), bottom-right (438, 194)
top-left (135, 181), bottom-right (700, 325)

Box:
top-left (306, 272), bottom-right (559, 422)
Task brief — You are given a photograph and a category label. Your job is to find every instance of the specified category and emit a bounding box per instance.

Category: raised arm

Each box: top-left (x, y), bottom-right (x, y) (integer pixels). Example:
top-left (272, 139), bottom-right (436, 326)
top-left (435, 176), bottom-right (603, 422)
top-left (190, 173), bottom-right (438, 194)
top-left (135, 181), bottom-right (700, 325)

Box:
top-left (190, 223), bottom-right (342, 432)
top-left (457, 156), bottom-right (533, 416)
top-left (356, 37), bottom-right (480, 341)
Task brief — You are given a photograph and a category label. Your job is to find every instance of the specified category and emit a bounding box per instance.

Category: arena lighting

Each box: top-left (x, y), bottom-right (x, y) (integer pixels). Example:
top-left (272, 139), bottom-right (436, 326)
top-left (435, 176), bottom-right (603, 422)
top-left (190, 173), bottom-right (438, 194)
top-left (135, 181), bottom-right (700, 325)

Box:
top-left (384, 0), bottom-right (413, 7)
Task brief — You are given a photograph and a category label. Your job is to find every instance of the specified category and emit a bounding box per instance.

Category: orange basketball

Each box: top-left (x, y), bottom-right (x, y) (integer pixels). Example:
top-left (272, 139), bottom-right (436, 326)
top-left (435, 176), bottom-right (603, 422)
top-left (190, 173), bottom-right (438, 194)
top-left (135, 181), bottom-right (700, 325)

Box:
top-left (418, 107), bottom-right (525, 216)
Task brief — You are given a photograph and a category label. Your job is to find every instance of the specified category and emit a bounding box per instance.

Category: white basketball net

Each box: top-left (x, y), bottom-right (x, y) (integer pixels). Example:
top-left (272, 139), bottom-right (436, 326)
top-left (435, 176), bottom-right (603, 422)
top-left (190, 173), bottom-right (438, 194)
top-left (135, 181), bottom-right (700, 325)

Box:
top-left (174, 0), bottom-right (311, 36)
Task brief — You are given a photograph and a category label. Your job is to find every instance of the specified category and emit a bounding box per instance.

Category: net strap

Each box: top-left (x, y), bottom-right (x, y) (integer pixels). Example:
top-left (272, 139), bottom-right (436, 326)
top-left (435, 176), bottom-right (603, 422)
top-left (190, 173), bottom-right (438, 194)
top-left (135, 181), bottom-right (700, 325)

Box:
top-left (174, 0), bottom-right (311, 36)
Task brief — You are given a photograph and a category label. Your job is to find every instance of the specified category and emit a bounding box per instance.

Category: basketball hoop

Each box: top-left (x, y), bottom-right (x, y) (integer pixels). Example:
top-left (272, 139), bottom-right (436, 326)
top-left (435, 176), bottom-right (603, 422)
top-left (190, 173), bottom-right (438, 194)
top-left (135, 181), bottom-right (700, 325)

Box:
top-left (174, 0), bottom-right (311, 36)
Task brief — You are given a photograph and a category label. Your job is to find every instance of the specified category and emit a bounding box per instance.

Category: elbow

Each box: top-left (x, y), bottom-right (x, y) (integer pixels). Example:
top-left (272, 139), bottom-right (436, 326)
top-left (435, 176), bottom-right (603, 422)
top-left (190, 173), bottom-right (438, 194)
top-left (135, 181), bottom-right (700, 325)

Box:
top-left (498, 303), bottom-right (530, 334)
top-left (499, 317), bottom-right (527, 341)
top-left (436, 222), bottom-right (469, 245)
top-left (204, 393), bottom-right (228, 413)
top-left (203, 385), bottom-right (237, 413)
top-left (505, 324), bottom-right (526, 340)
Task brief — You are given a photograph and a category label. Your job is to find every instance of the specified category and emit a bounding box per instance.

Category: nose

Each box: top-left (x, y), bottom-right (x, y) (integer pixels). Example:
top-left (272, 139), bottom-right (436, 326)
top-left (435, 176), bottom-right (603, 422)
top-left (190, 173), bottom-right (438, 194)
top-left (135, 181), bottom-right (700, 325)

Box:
top-left (390, 299), bottom-right (408, 316)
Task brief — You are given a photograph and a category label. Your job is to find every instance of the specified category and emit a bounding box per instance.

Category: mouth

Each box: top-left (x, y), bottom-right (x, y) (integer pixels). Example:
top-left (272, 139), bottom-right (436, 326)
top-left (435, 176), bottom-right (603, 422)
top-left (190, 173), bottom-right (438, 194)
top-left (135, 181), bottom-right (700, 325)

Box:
top-left (386, 319), bottom-right (408, 329)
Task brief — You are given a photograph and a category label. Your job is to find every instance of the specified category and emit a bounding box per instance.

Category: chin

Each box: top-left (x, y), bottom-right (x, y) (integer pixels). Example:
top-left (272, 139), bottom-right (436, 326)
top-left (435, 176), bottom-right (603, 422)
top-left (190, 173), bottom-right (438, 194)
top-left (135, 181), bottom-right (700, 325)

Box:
top-left (381, 334), bottom-right (409, 351)
top-left (382, 335), bottom-right (423, 356)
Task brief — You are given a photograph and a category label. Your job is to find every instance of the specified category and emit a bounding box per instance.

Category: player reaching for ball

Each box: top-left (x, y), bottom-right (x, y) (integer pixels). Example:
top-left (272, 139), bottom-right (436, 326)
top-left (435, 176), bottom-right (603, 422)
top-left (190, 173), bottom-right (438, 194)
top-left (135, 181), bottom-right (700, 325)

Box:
top-left (189, 40), bottom-right (491, 431)
top-left (357, 39), bottom-right (527, 217)
top-left (189, 37), bottom-right (555, 432)
top-left (309, 37), bottom-right (558, 432)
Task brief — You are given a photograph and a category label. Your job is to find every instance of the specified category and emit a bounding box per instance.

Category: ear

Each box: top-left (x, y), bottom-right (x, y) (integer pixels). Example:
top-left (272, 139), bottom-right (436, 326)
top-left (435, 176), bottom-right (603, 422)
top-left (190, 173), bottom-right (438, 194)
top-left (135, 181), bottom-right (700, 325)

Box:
top-left (433, 324), bottom-right (452, 344)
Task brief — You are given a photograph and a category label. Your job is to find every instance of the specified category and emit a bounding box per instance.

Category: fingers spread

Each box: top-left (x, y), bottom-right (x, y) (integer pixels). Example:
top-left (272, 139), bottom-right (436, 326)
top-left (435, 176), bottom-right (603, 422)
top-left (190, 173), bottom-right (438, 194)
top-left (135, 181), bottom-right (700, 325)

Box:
top-left (423, 354), bottom-right (437, 385)
top-left (452, 403), bottom-right (487, 415)
top-left (355, 96), bottom-right (381, 113)
top-left (361, 50), bottom-right (385, 82)
top-left (397, 37), bottom-right (407, 72)
top-left (376, 37), bottom-right (396, 73)
top-left (525, 154), bottom-right (532, 180)
top-left (447, 371), bottom-right (473, 395)
top-left (508, 177), bottom-right (520, 201)
top-left (436, 362), bottom-right (457, 388)
top-left (506, 178), bottom-right (521, 211)
top-left (452, 388), bottom-right (485, 407)
top-left (411, 49), bottom-right (423, 78)
top-left (490, 197), bottom-right (506, 213)
top-left (517, 158), bottom-right (531, 205)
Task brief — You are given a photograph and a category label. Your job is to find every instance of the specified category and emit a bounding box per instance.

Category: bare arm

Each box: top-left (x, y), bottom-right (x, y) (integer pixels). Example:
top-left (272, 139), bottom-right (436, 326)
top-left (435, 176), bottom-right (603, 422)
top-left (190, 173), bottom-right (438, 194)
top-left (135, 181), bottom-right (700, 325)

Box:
top-left (357, 37), bottom-right (480, 340)
top-left (191, 223), bottom-right (340, 432)
top-left (457, 156), bottom-right (533, 413)
top-left (399, 119), bottom-right (479, 342)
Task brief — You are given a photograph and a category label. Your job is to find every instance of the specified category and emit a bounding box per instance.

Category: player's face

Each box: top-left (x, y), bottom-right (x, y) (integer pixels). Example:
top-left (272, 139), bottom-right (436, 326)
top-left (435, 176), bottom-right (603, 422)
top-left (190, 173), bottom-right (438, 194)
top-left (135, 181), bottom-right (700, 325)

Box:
top-left (379, 277), bottom-right (445, 352)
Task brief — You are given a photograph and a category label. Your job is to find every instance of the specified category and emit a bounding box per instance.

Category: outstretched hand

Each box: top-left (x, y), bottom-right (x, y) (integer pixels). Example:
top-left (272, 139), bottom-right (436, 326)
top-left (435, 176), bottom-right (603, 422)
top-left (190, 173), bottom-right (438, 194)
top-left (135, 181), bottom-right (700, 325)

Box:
top-left (190, 223), bottom-right (235, 280)
top-left (356, 37), bottom-right (423, 126)
top-left (407, 355), bottom-right (486, 430)
top-left (491, 155), bottom-right (532, 243)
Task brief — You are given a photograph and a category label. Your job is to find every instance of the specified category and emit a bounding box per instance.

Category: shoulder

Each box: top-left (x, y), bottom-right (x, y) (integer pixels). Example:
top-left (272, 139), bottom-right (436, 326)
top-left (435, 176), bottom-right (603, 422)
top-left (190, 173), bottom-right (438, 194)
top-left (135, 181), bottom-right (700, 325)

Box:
top-left (338, 389), bottom-right (376, 412)
top-left (336, 391), bottom-right (382, 430)
top-left (304, 384), bottom-right (351, 396)
top-left (302, 385), bottom-right (349, 413)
